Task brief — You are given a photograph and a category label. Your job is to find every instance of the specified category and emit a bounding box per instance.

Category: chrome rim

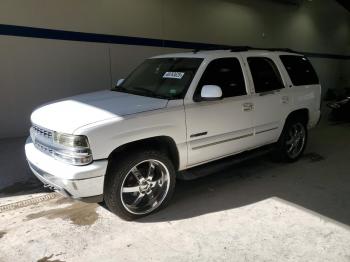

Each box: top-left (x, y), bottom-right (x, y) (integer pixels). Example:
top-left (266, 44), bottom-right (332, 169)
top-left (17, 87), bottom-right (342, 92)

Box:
top-left (285, 123), bottom-right (306, 159)
top-left (120, 159), bottom-right (170, 215)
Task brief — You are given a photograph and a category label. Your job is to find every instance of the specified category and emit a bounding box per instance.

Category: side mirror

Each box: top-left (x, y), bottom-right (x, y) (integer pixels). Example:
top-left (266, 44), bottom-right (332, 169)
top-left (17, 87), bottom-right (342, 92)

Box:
top-left (116, 78), bottom-right (124, 87)
top-left (200, 85), bottom-right (222, 101)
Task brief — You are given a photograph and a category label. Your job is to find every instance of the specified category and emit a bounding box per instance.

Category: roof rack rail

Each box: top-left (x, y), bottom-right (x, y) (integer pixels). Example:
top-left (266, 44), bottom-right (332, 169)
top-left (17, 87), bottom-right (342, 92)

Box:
top-left (192, 45), bottom-right (252, 53)
top-left (192, 46), bottom-right (300, 54)
top-left (252, 47), bottom-right (300, 53)
top-left (192, 45), bottom-right (231, 53)
top-left (230, 46), bottom-right (252, 52)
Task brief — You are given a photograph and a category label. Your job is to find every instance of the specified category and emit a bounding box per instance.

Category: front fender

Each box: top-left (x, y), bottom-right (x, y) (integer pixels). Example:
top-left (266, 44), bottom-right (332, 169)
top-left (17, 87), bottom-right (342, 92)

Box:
top-left (74, 106), bottom-right (188, 170)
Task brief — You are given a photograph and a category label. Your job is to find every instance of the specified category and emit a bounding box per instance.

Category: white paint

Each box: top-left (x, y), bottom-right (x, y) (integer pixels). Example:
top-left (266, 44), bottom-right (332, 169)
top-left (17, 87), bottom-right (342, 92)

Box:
top-left (25, 49), bottom-right (321, 199)
top-left (31, 90), bottom-right (168, 134)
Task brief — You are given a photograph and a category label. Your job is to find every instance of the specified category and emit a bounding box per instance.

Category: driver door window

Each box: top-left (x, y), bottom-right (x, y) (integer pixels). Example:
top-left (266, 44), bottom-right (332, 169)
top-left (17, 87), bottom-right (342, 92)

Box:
top-left (194, 58), bottom-right (247, 100)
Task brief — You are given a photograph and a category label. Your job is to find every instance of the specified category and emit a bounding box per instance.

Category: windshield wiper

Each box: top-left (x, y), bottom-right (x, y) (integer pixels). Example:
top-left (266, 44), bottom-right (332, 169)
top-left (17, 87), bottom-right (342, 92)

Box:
top-left (111, 86), bottom-right (128, 92)
top-left (132, 87), bottom-right (169, 99)
top-left (112, 86), bottom-right (143, 97)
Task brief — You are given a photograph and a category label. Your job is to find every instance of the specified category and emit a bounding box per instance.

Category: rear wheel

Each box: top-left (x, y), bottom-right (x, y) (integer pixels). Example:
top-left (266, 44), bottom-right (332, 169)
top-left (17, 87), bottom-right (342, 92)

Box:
top-left (275, 119), bottom-right (307, 162)
top-left (104, 150), bottom-right (176, 220)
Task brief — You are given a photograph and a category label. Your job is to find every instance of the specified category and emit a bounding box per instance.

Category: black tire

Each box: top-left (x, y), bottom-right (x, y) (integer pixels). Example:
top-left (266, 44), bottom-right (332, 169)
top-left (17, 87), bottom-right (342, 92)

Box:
top-left (104, 150), bottom-right (176, 220)
top-left (274, 118), bottom-right (308, 162)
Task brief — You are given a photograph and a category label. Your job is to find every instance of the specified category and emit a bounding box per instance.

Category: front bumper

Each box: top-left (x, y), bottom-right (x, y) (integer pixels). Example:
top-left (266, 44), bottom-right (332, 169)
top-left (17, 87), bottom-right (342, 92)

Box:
top-left (25, 137), bottom-right (108, 200)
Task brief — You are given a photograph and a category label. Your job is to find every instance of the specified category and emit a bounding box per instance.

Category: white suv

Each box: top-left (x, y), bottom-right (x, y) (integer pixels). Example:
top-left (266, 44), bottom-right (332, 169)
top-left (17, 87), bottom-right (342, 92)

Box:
top-left (25, 48), bottom-right (321, 220)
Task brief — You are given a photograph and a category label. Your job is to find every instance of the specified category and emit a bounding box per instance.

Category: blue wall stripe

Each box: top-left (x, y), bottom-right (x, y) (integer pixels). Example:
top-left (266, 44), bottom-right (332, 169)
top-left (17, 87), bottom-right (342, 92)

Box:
top-left (0, 24), bottom-right (349, 60)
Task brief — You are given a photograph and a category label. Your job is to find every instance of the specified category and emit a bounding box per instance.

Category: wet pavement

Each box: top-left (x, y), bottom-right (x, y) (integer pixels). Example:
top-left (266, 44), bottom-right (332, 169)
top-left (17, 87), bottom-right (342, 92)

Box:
top-left (25, 200), bottom-right (99, 227)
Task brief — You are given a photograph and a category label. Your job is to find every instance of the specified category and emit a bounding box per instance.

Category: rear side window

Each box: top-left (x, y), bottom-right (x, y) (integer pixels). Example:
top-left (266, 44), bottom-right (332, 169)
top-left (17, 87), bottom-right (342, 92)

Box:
top-left (196, 58), bottom-right (246, 98)
top-left (280, 55), bottom-right (319, 86)
top-left (247, 57), bottom-right (284, 93)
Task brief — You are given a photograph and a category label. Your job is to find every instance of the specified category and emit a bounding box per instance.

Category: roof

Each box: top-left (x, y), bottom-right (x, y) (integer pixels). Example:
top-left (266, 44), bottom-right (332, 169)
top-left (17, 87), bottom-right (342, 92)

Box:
top-left (151, 47), bottom-right (303, 59)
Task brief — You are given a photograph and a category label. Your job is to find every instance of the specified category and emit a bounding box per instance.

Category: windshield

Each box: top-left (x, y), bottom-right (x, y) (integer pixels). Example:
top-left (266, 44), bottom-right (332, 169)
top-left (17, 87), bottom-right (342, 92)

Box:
top-left (113, 57), bottom-right (203, 99)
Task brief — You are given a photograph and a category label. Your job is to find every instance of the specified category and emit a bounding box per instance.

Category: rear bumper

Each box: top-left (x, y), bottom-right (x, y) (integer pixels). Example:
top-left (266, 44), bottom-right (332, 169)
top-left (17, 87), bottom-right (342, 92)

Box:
top-left (25, 137), bottom-right (107, 201)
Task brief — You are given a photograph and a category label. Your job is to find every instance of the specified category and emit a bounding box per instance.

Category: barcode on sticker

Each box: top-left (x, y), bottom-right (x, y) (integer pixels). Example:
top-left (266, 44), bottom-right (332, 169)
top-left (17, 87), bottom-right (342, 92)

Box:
top-left (163, 72), bottom-right (185, 79)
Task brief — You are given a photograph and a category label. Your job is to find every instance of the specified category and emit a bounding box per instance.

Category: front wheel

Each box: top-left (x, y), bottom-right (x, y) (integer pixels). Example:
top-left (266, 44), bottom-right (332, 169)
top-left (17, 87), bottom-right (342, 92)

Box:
top-left (275, 119), bottom-right (307, 162)
top-left (104, 150), bottom-right (176, 220)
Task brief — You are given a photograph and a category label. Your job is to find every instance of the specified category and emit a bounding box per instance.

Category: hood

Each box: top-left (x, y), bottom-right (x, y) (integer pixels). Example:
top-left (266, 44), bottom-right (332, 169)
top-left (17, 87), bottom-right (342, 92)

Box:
top-left (31, 90), bottom-right (168, 134)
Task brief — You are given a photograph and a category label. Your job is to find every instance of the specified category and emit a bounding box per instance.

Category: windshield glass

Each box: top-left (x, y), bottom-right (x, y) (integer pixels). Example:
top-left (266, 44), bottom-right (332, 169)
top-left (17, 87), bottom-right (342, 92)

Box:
top-left (114, 57), bottom-right (203, 99)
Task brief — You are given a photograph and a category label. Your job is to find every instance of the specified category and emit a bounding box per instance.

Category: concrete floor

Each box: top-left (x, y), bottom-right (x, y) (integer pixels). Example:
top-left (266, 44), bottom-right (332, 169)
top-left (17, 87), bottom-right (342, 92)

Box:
top-left (0, 137), bottom-right (49, 207)
top-left (0, 137), bottom-right (36, 189)
top-left (0, 119), bottom-right (350, 261)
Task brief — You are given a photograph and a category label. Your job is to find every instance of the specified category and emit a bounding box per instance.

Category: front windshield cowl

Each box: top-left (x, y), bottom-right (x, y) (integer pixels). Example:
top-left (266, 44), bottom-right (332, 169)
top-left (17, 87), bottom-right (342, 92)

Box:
top-left (112, 86), bottom-right (169, 100)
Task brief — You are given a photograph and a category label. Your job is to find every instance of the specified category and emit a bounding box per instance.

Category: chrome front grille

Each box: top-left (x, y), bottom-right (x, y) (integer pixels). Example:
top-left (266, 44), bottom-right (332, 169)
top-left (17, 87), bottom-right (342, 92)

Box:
top-left (32, 125), bottom-right (53, 140)
top-left (33, 140), bottom-right (54, 155)
top-left (31, 125), bottom-right (54, 157)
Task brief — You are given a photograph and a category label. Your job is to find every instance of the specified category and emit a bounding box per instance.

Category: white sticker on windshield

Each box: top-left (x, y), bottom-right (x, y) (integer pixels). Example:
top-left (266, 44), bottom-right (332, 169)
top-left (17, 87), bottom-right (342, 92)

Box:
top-left (163, 72), bottom-right (185, 79)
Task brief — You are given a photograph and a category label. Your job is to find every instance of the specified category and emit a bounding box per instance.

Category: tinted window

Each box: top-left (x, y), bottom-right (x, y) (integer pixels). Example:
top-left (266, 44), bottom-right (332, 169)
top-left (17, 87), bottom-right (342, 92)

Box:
top-left (247, 57), bottom-right (284, 93)
top-left (118, 58), bottom-right (203, 99)
top-left (280, 55), bottom-right (319, 86)
top-left (196, 58), bottom-right (246, 99)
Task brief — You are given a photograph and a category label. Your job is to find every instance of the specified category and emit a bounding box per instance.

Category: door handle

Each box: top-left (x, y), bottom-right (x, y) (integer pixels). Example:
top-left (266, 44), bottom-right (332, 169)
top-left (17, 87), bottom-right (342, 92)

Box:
top-left (281, 96), bottom-right (289, 104)
top-left (243, 102), bottom-right (254, 112)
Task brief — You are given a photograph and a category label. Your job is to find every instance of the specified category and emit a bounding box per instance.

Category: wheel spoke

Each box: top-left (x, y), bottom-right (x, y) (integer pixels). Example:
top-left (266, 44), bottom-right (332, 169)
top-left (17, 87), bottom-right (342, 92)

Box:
top-left (131, 166), bottom-right (144, 182)
top-left (150, 178), bottom-right (163, 188)
top-left (146, 162), bottom-right (155, 181)
top-left (131, 193), bottom-right (145, 206)
top-left (122, 186), bottom-right (140, 193)
top-left (292, 143), bottom-right (300, 155)
top-left (287, 143), bottom-right (295, 153)
top-left (293, 126), bottom-right (298, 137)
top-left (146, 192), bottom-right (158, 208)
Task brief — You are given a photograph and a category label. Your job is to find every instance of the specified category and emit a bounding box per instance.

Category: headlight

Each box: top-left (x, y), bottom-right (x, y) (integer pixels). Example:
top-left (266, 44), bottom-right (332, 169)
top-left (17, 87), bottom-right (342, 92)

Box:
top-left (54, 133), bottom-right (89, 148)
top-left (53, 132), bottom-right (93, 165)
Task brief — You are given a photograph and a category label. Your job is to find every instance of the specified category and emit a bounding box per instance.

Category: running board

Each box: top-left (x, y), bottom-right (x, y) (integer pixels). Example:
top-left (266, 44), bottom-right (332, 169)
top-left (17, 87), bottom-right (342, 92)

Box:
top-left (177, 145), bottom-right (274, 180)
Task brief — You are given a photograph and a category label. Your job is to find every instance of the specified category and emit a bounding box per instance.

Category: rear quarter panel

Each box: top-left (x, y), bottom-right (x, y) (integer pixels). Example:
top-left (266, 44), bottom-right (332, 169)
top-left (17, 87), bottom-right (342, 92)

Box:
top-left (289, 84), bottom-right (321, 128)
